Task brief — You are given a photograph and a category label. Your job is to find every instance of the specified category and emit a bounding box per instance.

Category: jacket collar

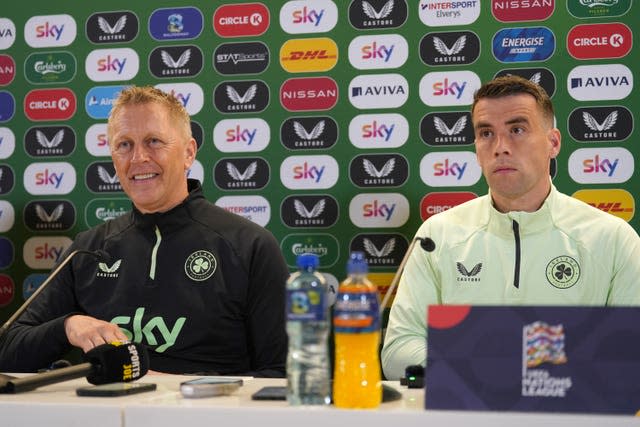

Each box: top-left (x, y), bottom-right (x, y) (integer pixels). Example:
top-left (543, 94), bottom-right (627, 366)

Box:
top-left (486, 183), bottom-right (557, 237)
top-left (132, 179), bottom-right (204, 231)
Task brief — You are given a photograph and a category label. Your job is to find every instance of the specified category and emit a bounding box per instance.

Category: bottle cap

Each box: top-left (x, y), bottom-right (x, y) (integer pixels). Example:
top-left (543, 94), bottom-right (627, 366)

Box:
top-left (346, 251), bottom-right (368, 274)
top-left (296, 252), bottom-right (319, 270)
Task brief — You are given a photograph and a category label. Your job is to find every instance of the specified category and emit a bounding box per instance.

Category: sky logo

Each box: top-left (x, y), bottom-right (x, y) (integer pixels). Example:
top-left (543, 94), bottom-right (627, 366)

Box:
top-left (280, 0), bottom-right (338, 33)
top-left (25, 14), bottom-right (76, 48)
top-left (85, 85), bottom-right (124, 119)
top-left (349, 113), bottom-right (409, 149)
top-left (213, 118), bottom-right (270, 153)
top-left (85, 123), bottom-right (110, 157)
top-left (420, 151), bottom-right (482, 186)
top-left (24, 162), bottom-right (76, 195)
top-left (348, 34), bottom-right (409, 70)
top-left (280, 155), bottom-right (339, 189)
top-left (419, 70), bottom-right (480, 106)
top-left (23, 236), bottom-right (73, 269)
top-left (568, 147), bottom-right (634, 184)
top-left (0, 200), bottom-right (14, 233)
top-left (154, 82), bottom-right (203, 115)
top-left (86, 48), bottom-right (139, 82)
top-left (349, 193), bottom-right (409, 228)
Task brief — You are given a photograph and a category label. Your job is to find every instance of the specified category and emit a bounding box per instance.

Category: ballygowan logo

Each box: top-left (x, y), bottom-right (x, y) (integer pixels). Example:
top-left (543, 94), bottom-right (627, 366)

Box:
top-left (25, 126), bottom-right (76, 157)
top-left (0, 165), bottom-right (14, 195)
top-left (420, 31), bottom-right (480, 66)
top-left (456, 261), bottom-right (482, 282)
top-left (281, 194), bottom-right (338, 228)
top-left (86, 162), bottom-right (122, 193)
top-left (214, 80), bottom-right (269, 114)
top-left (149, 45), bottom-right (203, 78)
top-left (494, 67), bottom-right (556, 97)
top-left (421, 112), bottom-right (474, 147)
top-left (214, 42), bottom-right (269, 75)
top-left (349, 153), bottom-right (408, 188)
top-left (349, 0), bottom-right (408, 29)
top-left (280, 116), bottom-right (338, 150)
top-left (86, 11), bottom-right (139, 44)
top-left (213, 157), bottom-right (269, 190)
top-left (350, 233), bottom-right (408, 267)
top-left (24, 200), bottom-right (75, 231)
top-left (568, 106), bottom-right (633, 143)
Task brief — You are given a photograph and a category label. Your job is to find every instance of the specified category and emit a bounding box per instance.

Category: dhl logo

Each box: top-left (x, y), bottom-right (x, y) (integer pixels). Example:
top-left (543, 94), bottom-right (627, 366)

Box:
top-left (572, 189), bottom-right (634, 222)
top-left (280, 37), bottom-right (338, 73)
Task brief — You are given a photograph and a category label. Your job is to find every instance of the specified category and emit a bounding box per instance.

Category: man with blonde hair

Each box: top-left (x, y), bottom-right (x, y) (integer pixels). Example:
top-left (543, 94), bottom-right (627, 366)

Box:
top-left (0, 86), bottom-right (289, 377)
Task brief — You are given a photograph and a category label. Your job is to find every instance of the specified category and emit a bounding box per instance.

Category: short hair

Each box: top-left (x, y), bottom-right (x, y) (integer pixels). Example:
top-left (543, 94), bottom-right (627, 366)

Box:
top-left (107, 85), bottom-right (192, 143)
top-left (471, 75), bottom-right (555, 126)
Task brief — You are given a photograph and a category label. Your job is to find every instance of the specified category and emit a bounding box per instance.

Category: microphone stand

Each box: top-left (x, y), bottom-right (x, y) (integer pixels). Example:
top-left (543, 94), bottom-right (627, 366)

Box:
top-left (0, 250), bottom-right (104, 340)
top-left (380, 237), bottom-right (435, 314)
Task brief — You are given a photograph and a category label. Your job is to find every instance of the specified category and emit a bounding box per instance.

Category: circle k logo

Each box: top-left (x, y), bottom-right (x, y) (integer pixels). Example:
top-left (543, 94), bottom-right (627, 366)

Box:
top-left (213, 3), bottom-right (269, 37)
top-left (420, 191), bottom-right (477, 221)
top-left (567, 23), bottom-right (632, 60)
top-left (280, 77), bottom-right (338, 111)
top-left (24, 88), bottom-right (76, 121)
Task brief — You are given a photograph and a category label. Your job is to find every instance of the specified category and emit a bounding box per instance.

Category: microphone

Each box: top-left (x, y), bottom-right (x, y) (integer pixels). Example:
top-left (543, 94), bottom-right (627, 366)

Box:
top-left (380, 237), bottom-right (436, 314)
top-left (0, 342), bottom-right (149, 393)
top-left (0, 249), bottom-right (109, 340)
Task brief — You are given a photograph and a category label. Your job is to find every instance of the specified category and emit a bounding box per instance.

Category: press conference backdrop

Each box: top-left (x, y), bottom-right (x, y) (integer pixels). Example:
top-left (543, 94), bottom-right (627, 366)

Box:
top-left (0, 0), bottom-right (637, 320)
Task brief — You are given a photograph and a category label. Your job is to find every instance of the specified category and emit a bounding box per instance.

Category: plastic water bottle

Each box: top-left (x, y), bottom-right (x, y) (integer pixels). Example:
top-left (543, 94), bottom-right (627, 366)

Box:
top-left (285, 253), bottom-right (331, 405)
top-left (333, 251), bottom-right (382, 408)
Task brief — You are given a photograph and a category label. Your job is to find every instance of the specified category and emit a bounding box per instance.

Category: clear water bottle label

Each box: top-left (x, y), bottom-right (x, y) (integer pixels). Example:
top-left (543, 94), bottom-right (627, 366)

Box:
top-left (333, 291), bottom-right (380, 333)
top-left (286, 289), bottom-right (327, 321)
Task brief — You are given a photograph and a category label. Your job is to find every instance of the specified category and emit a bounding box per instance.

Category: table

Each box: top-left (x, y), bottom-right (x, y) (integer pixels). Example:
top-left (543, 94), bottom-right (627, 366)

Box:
top-left (0, 374), bottom-right (637, 427)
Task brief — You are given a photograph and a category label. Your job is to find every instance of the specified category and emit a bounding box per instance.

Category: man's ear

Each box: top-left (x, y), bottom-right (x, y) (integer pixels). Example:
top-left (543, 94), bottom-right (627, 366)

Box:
top-left (548, 128), bottom-right (561, 159)
top-left (184, 138), bottom-right (197, 170)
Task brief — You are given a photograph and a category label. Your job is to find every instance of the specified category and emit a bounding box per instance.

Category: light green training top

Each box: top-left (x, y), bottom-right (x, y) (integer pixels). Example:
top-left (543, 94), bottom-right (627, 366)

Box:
top-left (381, 184), bottom-right (640, 380)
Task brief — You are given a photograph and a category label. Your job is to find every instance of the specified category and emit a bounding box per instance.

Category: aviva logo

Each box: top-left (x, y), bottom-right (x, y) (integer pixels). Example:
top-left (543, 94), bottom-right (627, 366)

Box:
top-left (97, 259), bottom-right (122, 277)
top-left (280, 37), bottom-right (338, 73)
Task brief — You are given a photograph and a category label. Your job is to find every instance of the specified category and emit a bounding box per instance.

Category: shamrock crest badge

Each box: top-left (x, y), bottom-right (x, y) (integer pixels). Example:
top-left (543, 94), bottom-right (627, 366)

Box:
top-left (184, 250), bottom-right (217, 282)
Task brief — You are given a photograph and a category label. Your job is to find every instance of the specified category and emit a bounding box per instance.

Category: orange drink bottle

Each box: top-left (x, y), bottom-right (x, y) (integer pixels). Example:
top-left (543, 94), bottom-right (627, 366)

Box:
top-left (332, 252), bottom-right (382, 408)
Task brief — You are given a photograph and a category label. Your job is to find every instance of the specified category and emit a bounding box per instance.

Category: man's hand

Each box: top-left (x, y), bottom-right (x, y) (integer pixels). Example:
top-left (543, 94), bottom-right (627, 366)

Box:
top-left (64, 315), bottom-right (129, 352)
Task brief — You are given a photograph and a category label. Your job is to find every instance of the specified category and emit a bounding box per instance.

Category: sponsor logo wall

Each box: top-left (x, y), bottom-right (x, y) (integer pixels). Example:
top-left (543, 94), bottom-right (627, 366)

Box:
top-left (0, 1), bottom-right (637, 316)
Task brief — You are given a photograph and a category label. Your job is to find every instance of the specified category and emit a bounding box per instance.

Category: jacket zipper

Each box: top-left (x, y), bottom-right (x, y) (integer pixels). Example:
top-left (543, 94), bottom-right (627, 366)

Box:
top-left (512, 220), bottom-right (521, 289)
top-left (149, 226), bottom-right (161, 280)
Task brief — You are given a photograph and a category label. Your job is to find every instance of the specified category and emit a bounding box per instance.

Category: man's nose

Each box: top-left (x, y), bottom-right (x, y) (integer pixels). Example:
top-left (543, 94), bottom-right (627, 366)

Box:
top-left (131, 143), bottom-right (150, 162)
top-left (494, 133), bottom-right (511, 156)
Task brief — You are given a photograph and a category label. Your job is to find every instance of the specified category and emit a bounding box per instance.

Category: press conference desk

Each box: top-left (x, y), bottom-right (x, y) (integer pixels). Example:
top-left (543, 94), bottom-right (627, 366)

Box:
top-left (0, 374), bottom-right (637, 427)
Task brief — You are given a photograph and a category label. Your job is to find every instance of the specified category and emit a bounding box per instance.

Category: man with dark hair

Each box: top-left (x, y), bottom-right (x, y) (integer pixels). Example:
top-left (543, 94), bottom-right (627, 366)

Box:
top-left (381, 75), bottom-right (640, 380)
top-left (0, 86), bottom-right (289, 377)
